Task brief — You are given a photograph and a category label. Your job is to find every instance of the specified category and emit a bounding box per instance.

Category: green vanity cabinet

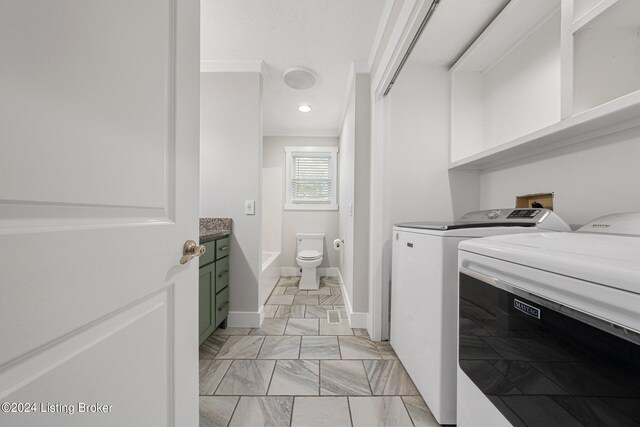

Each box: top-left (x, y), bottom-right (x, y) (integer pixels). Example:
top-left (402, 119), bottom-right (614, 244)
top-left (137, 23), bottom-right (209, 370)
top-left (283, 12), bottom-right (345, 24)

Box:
top-left (215, 256), bottom-right (230, 293)
top-left (199, 235), bottom-right (231, 345)
top-left (199, 263), bottom-right (216, 340)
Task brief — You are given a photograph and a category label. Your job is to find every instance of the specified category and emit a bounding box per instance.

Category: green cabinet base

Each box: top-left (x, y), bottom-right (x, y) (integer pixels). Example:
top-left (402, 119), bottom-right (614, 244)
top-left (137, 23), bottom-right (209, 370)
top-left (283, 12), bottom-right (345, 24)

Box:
top-left (199, 234), bottom-right (231, 345)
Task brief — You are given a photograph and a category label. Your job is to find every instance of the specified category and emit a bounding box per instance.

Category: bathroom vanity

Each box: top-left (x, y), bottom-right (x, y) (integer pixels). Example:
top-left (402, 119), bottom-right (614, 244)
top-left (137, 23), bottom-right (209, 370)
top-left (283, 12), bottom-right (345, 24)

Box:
top-left (199, 219), bottom-right (232, 344)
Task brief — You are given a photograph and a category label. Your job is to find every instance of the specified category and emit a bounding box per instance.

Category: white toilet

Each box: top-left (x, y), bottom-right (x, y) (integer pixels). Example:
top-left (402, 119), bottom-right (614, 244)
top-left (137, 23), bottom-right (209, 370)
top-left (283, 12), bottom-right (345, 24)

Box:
top-left (296, 233), bottom-right (324, 290)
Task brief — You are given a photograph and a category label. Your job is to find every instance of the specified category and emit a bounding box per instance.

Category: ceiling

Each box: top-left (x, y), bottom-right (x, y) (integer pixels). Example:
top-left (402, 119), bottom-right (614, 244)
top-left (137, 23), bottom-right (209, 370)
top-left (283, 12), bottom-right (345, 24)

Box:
top-left (201, 0), bottom-right (386, 137)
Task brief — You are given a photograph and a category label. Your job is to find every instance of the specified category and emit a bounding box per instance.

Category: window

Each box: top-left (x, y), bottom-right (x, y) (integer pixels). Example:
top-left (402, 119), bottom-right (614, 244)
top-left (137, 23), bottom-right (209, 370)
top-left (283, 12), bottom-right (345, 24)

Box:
top-left (284, 146), bottom-right (338, 210)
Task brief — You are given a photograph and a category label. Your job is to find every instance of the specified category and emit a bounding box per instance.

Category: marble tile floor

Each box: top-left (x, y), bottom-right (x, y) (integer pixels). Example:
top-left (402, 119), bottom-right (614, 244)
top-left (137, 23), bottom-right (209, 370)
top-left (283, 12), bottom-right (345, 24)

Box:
top-left (199, 276), bottom-right (441, 427)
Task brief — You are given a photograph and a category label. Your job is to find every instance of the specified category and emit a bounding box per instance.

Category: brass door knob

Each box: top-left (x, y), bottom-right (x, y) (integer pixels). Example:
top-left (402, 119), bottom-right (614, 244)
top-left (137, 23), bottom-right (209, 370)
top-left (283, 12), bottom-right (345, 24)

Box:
top-left (180, 240), bottom-right (206, 264)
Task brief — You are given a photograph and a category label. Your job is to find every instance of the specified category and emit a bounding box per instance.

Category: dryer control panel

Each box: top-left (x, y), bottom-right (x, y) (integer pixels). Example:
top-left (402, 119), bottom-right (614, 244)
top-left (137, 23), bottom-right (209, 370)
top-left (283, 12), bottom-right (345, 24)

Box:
top-left (578, 212), bottom-right (640, 236)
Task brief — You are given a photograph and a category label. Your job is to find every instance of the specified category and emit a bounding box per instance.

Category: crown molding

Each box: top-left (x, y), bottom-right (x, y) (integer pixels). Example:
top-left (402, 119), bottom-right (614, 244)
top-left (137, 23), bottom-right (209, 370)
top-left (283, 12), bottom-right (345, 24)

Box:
top-left (263, 128), bottom-right (340, 138)
top-left (200, 60), bottom-right (265, 74)
top-left (367, 0), bottom-right (396, 72)
top-left (338, 62), bottom-right (370, 132)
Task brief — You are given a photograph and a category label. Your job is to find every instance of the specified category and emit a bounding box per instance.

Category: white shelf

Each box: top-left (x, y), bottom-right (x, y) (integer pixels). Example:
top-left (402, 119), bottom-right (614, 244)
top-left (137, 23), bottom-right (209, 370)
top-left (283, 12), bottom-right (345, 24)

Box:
top-left (572, 0), bottom-right (618, 32)
top-left (573, 0), bottom-right (640, 114)
top-left (451, 0), bottom-right (560, 72)
top-left (450, 0), bottom-right (562, 164)
top-left (449, 0), bottom-right (640, 171)
top-left (449, 89), bottom-right (640, 170)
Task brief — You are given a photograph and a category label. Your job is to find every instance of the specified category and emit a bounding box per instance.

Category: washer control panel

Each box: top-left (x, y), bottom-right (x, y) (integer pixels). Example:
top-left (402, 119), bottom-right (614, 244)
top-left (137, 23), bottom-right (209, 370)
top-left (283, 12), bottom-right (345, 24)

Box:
top-left (507, 209), bottom-right (540, 219)
top-left (461, 208), bottom-right (547, 222)
top-left (397, 209), bottom-right (571, 232)
top-left (487, 209), bottom-right (501, 219)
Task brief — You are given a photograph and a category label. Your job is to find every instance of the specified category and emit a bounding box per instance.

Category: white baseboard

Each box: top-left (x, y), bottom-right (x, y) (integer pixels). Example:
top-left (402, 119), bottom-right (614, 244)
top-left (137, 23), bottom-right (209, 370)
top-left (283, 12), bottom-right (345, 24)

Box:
top-left (280, 267), bottom-right (339, 277)
top-left (227, 310), bottom-right (262, 328)
top-left (321, 267), bottom-right (339, 277)
top-left (337, 269), bottom-right (368, 329)
top-left (349, 311), bottom-right (369, 329)
top-left (280, 267), bottom-right (300, 277)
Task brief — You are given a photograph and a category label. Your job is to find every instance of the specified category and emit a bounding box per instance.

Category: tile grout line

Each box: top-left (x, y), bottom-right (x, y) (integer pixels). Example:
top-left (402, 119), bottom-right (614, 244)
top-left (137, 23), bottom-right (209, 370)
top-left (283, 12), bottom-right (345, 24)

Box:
top-left (225, 395), bottom-right (241, 427)
top-left (361, 359), bottom-right (375, 396)
top-left (347, 395), bottom-right (355, 427)
top-left (264, 357), bottom-right (278, 397)
top-left (211, 359), bottom-right (234, 396)
top-left (290, 395), bottom-right (298, 427)
top-left (400, 396), bottom-right (418, 427)
top-left (253, 336), bottom-right (268, 361)
top-left (319, 355), bottom-right (326, 396)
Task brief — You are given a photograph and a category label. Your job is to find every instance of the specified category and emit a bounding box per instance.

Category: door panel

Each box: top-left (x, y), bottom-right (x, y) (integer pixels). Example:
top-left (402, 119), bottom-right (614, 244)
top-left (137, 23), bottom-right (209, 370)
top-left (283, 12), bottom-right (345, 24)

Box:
top-left (2, 293), bottom-right (169, 426)
top-left (0, 1), bottom-right (199, 425)
top-left (0, 0), bottom-right (170, 211)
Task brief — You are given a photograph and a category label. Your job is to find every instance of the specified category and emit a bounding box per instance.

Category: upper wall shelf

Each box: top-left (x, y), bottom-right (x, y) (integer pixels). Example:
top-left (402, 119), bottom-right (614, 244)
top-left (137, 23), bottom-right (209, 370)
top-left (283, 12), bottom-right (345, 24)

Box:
top-left (573, 0), bottom-right (640, 114)
top-left (449, 0), bottom-right (640, 170)
top-left (449, 90), bottom-right (640, 169)
top-left (450, 0), bottom-right (561, 165)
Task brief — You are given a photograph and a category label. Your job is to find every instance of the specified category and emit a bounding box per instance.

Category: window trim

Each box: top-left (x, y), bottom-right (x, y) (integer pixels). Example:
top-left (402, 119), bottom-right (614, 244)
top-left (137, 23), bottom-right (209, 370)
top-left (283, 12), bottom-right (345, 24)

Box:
top-left (284, 146), bottom-right (339, 211)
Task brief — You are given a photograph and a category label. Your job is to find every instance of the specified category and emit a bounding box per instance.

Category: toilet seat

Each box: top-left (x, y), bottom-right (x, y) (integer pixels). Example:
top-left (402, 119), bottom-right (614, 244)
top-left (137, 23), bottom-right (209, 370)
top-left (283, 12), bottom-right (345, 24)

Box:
top-left (297, 250), bottom-right (322, 260)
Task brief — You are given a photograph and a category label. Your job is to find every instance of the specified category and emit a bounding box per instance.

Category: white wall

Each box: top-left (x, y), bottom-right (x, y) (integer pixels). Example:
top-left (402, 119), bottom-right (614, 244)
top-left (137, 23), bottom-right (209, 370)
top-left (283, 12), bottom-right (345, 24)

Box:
top-left (339, 72), bottom-right (371, 315)
top-left (261, 167), bottom-right (282, 253)
top-left (262, 136), bottom-right (340, 269)
top-left (480, 129), bottom-right (640, 228)
top-left (387, 62), bottom-right (479, 228)
top-left (200, 72), bottom-right (263, 325)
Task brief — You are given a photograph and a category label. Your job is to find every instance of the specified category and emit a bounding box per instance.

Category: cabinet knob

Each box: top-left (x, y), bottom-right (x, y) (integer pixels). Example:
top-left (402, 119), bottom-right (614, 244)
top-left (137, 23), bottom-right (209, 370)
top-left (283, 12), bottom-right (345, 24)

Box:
top-left (179, 240), bottom-right (206, 264)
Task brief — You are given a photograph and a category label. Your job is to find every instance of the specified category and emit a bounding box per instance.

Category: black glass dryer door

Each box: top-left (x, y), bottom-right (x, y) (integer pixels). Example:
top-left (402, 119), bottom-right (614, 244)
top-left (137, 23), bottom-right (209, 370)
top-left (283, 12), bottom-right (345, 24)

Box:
top-left (459, 272), bottom-right (640, 427)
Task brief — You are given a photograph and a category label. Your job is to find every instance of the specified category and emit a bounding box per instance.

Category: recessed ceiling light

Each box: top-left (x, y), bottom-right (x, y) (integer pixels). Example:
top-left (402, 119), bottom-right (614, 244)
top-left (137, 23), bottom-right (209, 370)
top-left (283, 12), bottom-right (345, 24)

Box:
top-left (298, 104), bottom-right (312, 113)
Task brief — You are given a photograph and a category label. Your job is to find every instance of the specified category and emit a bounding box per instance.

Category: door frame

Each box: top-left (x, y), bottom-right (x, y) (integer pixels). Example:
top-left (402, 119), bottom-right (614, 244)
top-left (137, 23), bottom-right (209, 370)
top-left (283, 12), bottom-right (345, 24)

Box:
top-left (368, 0), bottom-right (436, 341)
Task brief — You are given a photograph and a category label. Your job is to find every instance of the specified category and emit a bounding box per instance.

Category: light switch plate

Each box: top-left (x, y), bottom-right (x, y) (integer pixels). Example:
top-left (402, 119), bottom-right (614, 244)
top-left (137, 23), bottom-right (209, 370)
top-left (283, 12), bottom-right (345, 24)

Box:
top-left (244, 200), bottom-right (255, 215)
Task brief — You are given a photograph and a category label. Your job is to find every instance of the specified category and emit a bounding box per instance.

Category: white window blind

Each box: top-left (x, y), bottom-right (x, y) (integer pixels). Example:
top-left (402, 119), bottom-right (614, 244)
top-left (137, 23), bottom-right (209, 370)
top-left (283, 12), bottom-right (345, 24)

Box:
top-left (284, 146), bottom-right (338, 211)
top-left (291, 154), bottom-right (332, 203)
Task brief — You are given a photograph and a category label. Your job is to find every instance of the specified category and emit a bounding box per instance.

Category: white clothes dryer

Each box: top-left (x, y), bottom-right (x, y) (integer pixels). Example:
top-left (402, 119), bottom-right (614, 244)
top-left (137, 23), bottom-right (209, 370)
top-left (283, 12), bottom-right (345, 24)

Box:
top-left (457, 213), bottom-right (640, 427)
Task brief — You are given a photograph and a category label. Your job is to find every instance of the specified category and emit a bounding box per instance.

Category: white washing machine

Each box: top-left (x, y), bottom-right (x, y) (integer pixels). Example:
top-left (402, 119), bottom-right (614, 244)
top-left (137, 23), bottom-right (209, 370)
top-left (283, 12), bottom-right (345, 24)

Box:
top-left (391, 208), bottom-right (570, 425)
top-left (457, 213), bottom-right (640, 427)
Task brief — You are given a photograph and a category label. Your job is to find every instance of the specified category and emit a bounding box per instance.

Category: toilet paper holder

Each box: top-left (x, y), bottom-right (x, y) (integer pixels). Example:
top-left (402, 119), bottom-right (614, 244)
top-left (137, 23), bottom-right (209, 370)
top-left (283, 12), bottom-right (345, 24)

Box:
top-left (333, 239), bottom-right (344, 250)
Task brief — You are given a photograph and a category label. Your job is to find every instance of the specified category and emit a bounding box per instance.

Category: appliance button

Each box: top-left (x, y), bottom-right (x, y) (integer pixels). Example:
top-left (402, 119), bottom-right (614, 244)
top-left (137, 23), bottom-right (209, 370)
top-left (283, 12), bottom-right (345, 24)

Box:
top-left (487, 210), bottom-right (501, 219)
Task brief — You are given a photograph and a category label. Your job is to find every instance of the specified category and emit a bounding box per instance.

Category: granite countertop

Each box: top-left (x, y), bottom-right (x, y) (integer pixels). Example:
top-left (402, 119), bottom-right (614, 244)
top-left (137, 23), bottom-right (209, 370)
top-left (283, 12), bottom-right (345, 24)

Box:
top-left (200, 218), bottom-right (232, 243)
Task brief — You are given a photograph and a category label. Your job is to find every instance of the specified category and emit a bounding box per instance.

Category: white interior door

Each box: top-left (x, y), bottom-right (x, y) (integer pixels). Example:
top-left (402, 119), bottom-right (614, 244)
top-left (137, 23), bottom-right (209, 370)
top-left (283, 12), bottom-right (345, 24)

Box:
top-left (0, 1), bottom-right (200, 426)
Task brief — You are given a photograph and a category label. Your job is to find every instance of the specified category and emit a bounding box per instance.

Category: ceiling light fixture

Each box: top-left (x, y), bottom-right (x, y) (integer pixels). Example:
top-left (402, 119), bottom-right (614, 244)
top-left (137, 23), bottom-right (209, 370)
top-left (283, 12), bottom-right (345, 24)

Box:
top-left (284, 67), bottom-right (318, 90)
top-left (298, 104), bottom-right (312, 113)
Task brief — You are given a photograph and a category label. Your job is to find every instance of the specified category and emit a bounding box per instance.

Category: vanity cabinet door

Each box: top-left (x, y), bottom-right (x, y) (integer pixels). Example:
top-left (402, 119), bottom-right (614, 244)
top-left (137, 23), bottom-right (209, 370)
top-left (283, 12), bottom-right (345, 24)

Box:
top-left (215, 256), bottom-right (230, 293)
top-left (215, 287), bottom-right (230, 328)
top-left (199, 240), bottom-right (216, 267)
top-left (216, 236), bottom-right (231, 259)
top-left (198, 262), bottom-right (215, 344)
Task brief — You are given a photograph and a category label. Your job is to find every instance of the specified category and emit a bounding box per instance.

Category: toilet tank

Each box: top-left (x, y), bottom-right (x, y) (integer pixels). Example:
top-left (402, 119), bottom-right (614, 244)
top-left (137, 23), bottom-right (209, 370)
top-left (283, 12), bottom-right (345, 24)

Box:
top-left (296, 233), bottom-right (325, 254)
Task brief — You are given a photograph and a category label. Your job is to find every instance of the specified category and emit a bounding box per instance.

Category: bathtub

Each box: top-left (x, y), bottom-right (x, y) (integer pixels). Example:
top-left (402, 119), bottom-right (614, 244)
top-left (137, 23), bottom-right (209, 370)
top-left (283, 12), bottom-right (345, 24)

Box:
top-left (260, 251), bottom-right (281, 306)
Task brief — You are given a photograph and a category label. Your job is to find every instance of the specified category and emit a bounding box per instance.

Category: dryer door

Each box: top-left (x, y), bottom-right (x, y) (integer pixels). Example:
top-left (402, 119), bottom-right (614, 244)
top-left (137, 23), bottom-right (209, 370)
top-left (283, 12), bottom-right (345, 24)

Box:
top-left (459, 269), bottom-right (640, 427)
